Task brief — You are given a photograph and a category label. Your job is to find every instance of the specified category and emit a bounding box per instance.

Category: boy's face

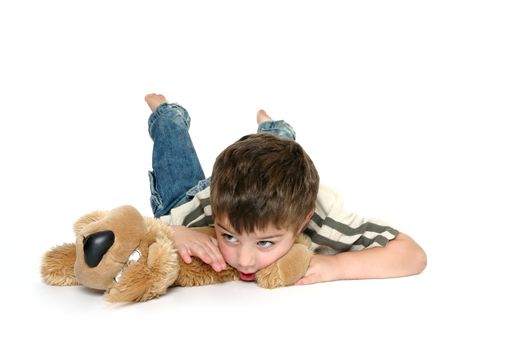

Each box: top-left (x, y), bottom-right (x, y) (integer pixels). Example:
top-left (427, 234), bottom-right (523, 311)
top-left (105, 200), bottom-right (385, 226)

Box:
top-left (213, 219), bottom-right (297, 282)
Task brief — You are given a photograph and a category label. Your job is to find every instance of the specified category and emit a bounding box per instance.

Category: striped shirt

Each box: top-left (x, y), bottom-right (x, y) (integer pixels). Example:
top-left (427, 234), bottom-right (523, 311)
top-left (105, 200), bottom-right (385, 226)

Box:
top-left (159, 184), bottom-right (399, 253)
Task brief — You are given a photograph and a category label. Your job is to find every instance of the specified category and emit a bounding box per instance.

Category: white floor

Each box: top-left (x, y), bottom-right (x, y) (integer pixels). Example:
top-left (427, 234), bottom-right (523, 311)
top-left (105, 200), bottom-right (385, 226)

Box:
top-left (1, 1), bottom-right (523, 349)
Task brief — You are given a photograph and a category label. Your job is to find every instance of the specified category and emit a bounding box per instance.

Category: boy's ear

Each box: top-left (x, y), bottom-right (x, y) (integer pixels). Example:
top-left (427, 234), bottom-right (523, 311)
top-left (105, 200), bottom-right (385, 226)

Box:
top-left (41, 243), bottom-right (79, 286)
top-left (296, 210), bottom-right (314, 235)
top-left (306, 210), bottom-right (314, 221)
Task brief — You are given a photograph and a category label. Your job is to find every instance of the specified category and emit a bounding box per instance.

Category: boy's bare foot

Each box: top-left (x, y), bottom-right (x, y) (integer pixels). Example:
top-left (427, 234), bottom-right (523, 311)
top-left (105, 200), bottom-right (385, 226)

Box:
top-left (145, 93), bottom-right (167, 112)
top-left (257, 109), bottom-right (272, 124)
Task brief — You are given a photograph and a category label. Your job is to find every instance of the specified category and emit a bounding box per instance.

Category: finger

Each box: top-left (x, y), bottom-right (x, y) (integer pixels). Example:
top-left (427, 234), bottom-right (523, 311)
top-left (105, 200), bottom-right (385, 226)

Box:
top-left (295, 274), bottom-right (318, 286)
top-left (189, 244), bottom-right (212, 264)
top-left (178, 247), bottom-right (193, 264)
top-left (209, 236), bottom-right (219, 247)
top-left (199, 244), bottom-right (225, 272)
top-left (204, 241), bottom-right (226, 270)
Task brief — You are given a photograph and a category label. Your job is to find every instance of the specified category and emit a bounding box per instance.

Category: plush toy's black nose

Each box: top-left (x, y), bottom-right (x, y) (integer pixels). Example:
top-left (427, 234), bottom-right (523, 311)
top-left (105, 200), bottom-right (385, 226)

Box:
top-left (83, 230), bottom-right (115, 268)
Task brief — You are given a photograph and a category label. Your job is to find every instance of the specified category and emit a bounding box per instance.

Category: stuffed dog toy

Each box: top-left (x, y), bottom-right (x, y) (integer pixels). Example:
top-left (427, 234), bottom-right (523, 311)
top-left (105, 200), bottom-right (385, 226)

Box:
top-left (41, 205), bottom-right (313, 302)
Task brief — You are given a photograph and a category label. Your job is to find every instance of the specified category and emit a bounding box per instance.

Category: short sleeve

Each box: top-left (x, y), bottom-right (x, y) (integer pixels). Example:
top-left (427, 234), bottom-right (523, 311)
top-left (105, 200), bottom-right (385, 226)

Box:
top-left (304, 184), bottom-right (400, 253)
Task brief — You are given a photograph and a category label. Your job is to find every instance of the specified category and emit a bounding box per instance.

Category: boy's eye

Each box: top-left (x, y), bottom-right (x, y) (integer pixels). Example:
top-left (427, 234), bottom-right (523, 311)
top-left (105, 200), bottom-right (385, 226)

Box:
top-left (257, 241), bottom-right (273, 248)
top-left (222, 233), bottom-right (237, 243)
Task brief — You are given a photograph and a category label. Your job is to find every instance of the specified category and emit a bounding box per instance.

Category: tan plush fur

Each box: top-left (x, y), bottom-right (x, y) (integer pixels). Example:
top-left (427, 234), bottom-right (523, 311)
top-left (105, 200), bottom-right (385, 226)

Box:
top-left (41, 205), bottom-right (313, 302)
top-left (256, 234), bottom-right (313, 288)
top-left (73, 210), bottom-right (108, 237)
top-left (41, 243), bottom-right (79, 286)
top-left (106, 235), bottom-right (179, 302)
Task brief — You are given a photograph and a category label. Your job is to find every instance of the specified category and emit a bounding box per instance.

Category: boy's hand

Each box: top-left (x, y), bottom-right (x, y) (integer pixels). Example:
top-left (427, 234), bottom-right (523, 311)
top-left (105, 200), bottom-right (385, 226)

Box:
top-left (295, 255), bottom-right (341, 286)
top-left (168, 225), bottom-right (226, 272)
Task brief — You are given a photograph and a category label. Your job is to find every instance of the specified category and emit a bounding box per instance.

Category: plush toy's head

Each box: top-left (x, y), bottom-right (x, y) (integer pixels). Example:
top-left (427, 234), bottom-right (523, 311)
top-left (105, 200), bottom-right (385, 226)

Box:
top-left (73, 206), bottom-right (146, 289)
top-left (41, 206), bottom-right (180, 302)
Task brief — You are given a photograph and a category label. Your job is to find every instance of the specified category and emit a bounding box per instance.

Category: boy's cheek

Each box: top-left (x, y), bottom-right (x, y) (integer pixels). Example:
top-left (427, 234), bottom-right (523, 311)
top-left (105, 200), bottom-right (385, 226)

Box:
top-left (258, 248), bottom-right (290, 270)
top-left (217, 243), bottom-right (234, 265)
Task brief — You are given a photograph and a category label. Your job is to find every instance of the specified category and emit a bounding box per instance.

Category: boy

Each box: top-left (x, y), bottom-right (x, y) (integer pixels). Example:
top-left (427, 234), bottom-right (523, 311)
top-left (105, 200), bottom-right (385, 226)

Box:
top-left (145, 93), bottom-right (426, 285)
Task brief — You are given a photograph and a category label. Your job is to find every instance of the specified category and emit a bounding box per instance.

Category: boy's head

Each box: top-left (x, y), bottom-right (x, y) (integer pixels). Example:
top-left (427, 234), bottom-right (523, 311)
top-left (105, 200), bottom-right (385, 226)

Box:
top-left (210, 133), bottom-right (319, 281)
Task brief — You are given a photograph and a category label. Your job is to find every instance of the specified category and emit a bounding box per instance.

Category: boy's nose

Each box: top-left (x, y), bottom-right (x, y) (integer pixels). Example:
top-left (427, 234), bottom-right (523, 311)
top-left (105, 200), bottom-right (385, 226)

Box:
top-left (237, 246), bottom-right (256, 270)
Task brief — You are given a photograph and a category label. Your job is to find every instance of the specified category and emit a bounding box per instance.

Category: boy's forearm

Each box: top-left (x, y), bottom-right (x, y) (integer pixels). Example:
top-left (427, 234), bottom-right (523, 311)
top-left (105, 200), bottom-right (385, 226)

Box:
top-left (335, 233), bottom-right (427, 280)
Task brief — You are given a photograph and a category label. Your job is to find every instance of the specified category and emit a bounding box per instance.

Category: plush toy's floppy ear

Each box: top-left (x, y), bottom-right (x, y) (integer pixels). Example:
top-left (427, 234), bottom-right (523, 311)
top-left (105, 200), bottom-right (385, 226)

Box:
top-left (41, 243), bottom-right (79, 286)
top-left (73, 210), bottom-right (108, 237)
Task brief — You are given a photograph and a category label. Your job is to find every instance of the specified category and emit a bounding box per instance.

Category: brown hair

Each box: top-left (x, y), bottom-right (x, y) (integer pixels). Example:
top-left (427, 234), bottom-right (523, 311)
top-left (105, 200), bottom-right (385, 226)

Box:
top-left (210, 133), bottom-right (319, 234)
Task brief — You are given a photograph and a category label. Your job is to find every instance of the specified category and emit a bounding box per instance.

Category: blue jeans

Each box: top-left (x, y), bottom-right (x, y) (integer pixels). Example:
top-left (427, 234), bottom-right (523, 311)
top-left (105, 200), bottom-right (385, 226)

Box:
top-left (148, 103), bottom-right (296, 218)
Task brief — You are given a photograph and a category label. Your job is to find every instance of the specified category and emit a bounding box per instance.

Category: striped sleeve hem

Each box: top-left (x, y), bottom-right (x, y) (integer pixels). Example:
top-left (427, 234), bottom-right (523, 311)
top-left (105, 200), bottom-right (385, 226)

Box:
top-left (306, 215), bottom-right (399, 252)
top-left (305, 184), bottom-right (400, 252)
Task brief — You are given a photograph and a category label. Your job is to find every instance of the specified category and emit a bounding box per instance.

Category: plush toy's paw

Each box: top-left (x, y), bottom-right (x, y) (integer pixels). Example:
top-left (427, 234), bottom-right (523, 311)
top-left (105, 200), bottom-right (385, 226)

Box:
top-left (256, 243), bottom-right (313, 289)
top-left (176, 259), bottom-right (239, 287)
top-left (41, 243), bottom-right (79, 286)
top-left (105, 235), bottom-right (179, 302)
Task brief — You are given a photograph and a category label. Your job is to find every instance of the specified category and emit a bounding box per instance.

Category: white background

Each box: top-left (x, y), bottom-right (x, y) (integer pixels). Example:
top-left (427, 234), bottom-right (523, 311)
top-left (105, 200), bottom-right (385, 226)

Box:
top-left (1, 1), bottom-right (523, 349)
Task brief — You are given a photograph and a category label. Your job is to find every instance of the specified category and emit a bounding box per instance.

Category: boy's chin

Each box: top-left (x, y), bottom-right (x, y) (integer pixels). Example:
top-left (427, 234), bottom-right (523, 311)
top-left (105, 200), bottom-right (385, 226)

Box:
top-left (238, 272), bottom-right (256, 282)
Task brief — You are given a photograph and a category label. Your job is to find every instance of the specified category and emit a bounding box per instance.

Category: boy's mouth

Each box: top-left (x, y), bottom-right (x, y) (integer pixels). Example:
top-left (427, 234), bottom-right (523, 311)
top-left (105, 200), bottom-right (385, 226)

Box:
top-left (238, 272), bottom-right (256, 282)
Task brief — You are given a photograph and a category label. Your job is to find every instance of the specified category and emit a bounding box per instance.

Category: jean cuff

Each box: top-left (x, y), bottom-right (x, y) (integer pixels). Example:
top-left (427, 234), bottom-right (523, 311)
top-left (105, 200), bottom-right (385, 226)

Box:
top-left (257, 120), bottom-right (296, 141)
top-left (148, 103), bottom-right (190, 137)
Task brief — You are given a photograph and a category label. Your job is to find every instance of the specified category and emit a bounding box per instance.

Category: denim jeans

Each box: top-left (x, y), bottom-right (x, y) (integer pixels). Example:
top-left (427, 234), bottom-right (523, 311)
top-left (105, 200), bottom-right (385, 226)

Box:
top-left (148, 103), bottom-right (296, 218)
